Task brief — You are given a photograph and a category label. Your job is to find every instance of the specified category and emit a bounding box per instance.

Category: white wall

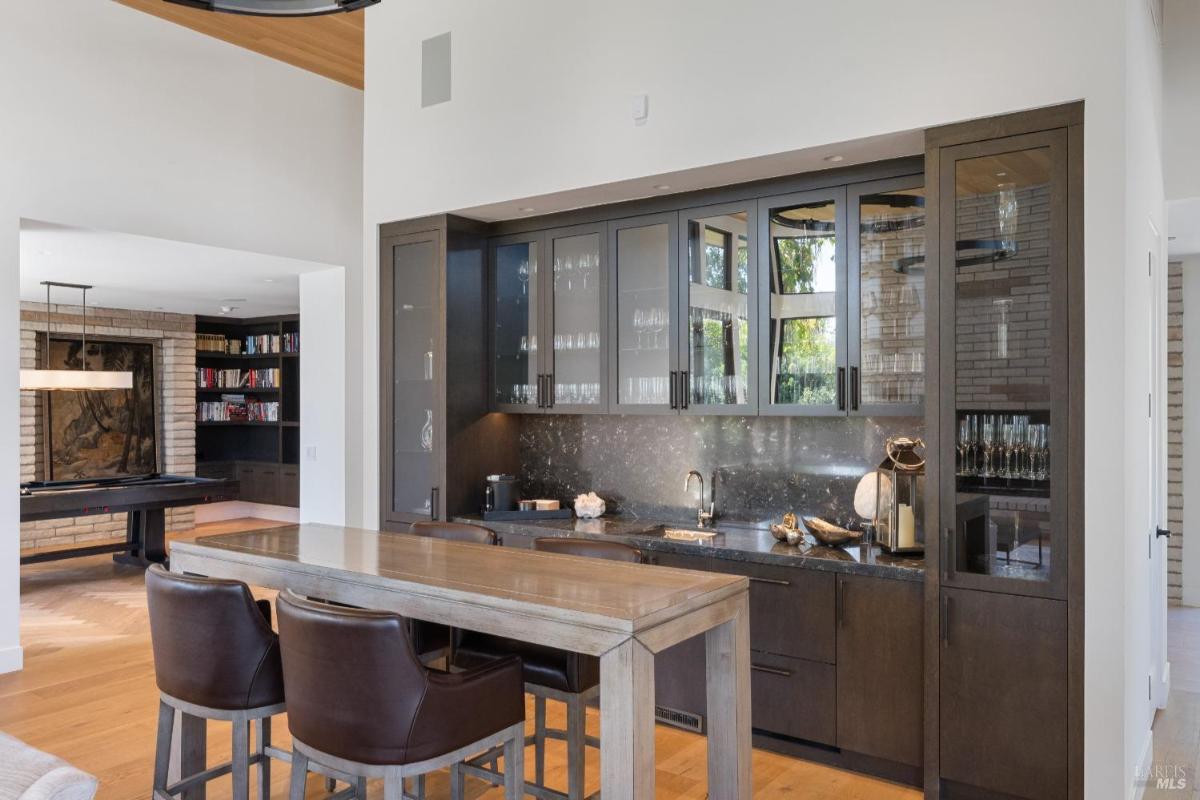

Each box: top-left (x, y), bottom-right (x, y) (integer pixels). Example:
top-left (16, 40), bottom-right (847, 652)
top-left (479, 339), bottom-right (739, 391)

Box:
top-left (360, 0), bottom-right (1156, 796)
top-left (300, 268), bottom-right (347, 524)
top-left (1164, 0), bottom-right (1200, 202)
top-left (0, 0), bottom-right (363, 674)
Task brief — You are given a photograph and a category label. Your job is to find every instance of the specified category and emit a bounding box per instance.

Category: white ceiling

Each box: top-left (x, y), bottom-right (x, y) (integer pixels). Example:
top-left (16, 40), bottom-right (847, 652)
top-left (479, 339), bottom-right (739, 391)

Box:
top-left (20, 220), bottom-right (339, 317)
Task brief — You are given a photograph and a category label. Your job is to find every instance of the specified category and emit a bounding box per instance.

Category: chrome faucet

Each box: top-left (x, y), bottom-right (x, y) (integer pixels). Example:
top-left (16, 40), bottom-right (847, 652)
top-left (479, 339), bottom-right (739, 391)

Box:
top-left (685, 470), bottom-right (715, 528)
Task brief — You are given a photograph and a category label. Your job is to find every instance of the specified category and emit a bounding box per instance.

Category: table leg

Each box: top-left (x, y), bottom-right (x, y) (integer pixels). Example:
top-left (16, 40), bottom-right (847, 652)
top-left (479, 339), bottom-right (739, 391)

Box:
top-left (705, 592), bottom-right (751, 799)
top-left (599, 637), bottom-right (655, 798)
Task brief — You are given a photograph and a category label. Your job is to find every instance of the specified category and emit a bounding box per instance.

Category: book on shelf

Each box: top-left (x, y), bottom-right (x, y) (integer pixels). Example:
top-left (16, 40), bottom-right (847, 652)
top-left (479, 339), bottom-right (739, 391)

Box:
top-left (197, 399), bottom-right (280, 423)
top-left (196, 367), bottom-right (281, 389)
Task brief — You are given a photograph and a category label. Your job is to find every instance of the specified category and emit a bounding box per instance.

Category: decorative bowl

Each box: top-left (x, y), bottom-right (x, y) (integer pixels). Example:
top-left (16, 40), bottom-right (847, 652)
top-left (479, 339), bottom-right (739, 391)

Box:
top-left (801, 517), bottom-right (864, 548)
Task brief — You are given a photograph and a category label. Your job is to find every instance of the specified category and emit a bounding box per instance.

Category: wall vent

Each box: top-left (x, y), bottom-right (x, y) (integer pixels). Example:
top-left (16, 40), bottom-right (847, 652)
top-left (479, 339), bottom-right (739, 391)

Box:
top-left (655, 705), bottom-right (704, 734)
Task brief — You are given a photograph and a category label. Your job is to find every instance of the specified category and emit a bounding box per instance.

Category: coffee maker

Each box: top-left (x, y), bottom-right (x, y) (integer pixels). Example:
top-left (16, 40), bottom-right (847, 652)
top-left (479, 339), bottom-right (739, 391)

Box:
top-left (484, 474), bottom-right (519, 513)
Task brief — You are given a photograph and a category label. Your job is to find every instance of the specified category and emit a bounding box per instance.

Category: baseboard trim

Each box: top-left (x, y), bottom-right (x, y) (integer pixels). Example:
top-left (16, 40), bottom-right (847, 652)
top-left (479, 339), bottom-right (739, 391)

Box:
top-left (0, 644), bottom-right (24, 674)
top-left (1131, 727), bottom-right (1154, 800)
top-left (195, 501), bottom-right (299, 525)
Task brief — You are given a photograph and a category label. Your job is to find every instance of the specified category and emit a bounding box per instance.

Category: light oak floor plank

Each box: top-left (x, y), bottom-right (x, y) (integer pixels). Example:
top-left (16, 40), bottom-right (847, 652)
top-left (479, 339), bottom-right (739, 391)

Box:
top-left (2, 519), bottom-right (920, 799)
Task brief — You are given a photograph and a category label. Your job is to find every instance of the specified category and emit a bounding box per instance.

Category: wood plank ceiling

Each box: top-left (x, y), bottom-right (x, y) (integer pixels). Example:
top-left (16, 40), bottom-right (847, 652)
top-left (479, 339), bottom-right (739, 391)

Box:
top-left (116, 0), bottom-right (365, 89)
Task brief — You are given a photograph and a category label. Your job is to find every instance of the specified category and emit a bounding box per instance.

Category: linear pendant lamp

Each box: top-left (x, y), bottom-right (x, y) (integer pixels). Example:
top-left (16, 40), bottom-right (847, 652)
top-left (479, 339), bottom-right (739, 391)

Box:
top-left (163, 0), bottom-right (379, 16)
top-left (19, 282), bottom-right (134, 392)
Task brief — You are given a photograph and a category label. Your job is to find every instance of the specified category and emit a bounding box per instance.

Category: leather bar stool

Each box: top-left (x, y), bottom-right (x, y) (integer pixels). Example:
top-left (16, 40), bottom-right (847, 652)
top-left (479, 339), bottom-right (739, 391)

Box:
top-left (453, 537), bottom-right (644, 800)
top-left (276, 591), bottom-right (526, 800)
top-left (407, 521), bottom-right (498, 666)
top-left (146, 564), bottom-right (288, 800)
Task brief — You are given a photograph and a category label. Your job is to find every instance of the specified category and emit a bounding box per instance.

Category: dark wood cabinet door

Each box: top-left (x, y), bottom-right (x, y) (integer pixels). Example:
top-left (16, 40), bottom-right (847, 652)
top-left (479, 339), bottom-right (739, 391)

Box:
top-left (279, 466), bottom-right (300, 507)
top-left (708, 559), bottom-right (836, 663)
top-left (750, 651), bottom-right (836, 745)
top-left (256, 465), bottom-right (280, 506)
top-left (836, 574), bottom-right (923, 767)
top-left (940, 588), bottom-right (1067, 800)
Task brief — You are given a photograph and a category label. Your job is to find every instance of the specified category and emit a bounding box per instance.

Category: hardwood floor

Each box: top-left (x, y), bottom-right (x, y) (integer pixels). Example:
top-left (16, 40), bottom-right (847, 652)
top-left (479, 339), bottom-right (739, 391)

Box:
top-left (1, 519), bottom-right (920, 799)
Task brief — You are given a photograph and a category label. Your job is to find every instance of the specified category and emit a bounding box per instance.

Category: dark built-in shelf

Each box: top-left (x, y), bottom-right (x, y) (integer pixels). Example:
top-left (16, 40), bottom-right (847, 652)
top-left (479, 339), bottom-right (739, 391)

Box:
top-left (195, 314), bottom-right (300, 507)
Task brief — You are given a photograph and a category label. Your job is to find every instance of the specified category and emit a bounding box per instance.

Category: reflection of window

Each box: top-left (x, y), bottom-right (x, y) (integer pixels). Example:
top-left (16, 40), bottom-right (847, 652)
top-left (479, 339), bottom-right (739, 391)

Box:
top-left (771, 317), bottom-right (836, 405)
top-left (736, 235), bottom-right (748, 294)
top-left (694, 225), bottom-right (732, 290)
top-left (690, 308), bottom-right (735, 404)
top-left (771, 203), bottom-right (836, 295)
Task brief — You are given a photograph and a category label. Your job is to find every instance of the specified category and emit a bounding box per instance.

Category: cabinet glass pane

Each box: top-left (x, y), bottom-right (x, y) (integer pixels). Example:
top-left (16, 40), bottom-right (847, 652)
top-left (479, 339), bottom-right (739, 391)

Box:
top-left (615, 223), bottom-right (672, 406)
top-left (859, 187), bottom-right (925, 406)
top-left (551, 233), bottom-right (602, 406)
top-left (392, 240), bottom-right (437, 518)
top-left (685, 213), bottom-right (750, 406)
top-left (767, 199), bottom-right (839, 406)
top-left (493, 241), bottom-right (540, 407)
top-left (952, 148), bottom-right (1053, 583)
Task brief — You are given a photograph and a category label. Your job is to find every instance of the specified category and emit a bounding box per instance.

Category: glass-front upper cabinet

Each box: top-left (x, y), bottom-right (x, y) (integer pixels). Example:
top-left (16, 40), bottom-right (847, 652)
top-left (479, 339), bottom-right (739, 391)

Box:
top-left (941, 130), bottom-right (1068, 598)
top-left (849, 179), bottom-right (926, 415)
top-left (758, 188), bottom-right (847, 415)
top-left (382, 230), bottom-right (442, 524)
top-left (546, 224), bottom-right (607, 412)
top-left (678, 203), bottom-right (757, 414)
top-left (491, 233), bottom-right (543, 412)
top-left (608, 213), bottom-right (679, 414)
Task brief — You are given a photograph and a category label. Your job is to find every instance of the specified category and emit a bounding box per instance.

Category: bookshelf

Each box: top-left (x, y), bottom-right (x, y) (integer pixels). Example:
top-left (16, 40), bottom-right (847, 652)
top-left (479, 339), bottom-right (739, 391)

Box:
top-left (194, 314), bottom-right (300, 507)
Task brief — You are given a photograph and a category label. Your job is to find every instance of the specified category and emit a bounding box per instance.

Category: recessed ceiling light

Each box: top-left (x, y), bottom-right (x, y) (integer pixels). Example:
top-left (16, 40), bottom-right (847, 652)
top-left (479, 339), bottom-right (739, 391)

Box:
top-left (519, 207), bottom-right (535, 213)
top-left (221, 297), bottom-right (248, 303)
top-left (1169, 236), bottom-right (1178, 241)
top-left (38, 250), bottom-right (52, 256)
top-left (653, 184), bottom-right (671, 191)
top-left (263, 278), bottom-right (276, 283)
top-left (824, 155), bottom-right (844, 163)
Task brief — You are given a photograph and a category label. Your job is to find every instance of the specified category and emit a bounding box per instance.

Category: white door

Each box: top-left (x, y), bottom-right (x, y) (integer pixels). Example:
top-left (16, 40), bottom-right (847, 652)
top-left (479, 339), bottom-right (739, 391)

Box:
top-left (1149, 221), bottom-right (1170, 708)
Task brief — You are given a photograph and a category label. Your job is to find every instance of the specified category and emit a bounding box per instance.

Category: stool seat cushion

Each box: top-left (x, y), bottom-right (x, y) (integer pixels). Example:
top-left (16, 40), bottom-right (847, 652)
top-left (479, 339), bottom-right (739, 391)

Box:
top-left (0, 731), bottom-right (97, 800)
top-left (454, 632), bottom-right (599, 694)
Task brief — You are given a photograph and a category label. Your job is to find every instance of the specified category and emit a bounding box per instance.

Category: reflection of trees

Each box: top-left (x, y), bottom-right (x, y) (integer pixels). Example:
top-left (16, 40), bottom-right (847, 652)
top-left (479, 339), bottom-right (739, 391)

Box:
top-left (774, 234), bottom-right (837, 405)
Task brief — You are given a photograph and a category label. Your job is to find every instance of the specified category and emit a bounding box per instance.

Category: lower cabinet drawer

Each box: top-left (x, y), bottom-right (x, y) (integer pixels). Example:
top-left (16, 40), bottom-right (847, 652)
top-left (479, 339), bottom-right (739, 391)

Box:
top-left (750, 651), bottom-right (836, 746)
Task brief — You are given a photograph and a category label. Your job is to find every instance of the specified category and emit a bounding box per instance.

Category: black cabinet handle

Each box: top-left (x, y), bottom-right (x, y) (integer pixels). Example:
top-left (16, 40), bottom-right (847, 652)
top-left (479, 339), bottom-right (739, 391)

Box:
top-left (850, 366), bottom-right (860, 411)
top-left (748, 576), bottom-right (790, 587)
top-left (838, 580), bottom-right (847, 628)
top-left (1157, 527), bottom-right (1172, 539)
top-left (669, 370), bottom-right (677, 409)
top-left (942, 527), bottom-right (952, 579)
top-left (751, 663), bottom-right (793, 678)
top-left (681, 370), bottom-right (690, 409)
top-left (536, 374), bottom-right (544, 408)
top-left (941, 595), bottom-right (952, 647)
top-left (431, 487), bottom-right (440, 521)
top-left (836, 367), bottom-right (846, 411)
top-left (548, 372), bottom-right (555, 408)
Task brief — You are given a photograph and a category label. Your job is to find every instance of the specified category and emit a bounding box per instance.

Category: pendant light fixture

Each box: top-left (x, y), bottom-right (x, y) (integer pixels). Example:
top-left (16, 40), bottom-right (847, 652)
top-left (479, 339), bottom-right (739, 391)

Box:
top-left (19, 282), bottom-right (135, 392)
top-left (163, 0), bottom-right (379, 16)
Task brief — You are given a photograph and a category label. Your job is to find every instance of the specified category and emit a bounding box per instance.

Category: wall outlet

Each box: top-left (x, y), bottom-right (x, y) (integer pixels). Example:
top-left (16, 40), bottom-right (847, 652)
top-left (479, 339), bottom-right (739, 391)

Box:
top-left (305, 446), bottom-right (318, 462)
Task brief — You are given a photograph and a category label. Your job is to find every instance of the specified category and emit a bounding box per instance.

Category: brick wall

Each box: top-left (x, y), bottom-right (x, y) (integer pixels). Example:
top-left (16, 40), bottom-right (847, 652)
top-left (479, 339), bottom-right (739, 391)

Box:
top-left (954, 184), bottom-right (1052, 410)
top-left (1168, 261), bottom-right (1183, 604)
top-left (19, 303), bottom-right (197, 549)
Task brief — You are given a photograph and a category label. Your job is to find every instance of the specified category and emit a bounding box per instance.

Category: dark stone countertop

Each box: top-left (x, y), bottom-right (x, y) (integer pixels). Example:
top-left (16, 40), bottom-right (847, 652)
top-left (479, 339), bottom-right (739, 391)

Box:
top-left (454, 514), bottom-right (924, 582)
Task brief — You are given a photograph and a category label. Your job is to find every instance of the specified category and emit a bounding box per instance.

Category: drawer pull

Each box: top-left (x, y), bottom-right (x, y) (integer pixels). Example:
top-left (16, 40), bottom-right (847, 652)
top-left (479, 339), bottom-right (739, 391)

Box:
top-left (748, 576), bottom-right (790, 587)
top-left (750, 664), bottom-right (793, 678)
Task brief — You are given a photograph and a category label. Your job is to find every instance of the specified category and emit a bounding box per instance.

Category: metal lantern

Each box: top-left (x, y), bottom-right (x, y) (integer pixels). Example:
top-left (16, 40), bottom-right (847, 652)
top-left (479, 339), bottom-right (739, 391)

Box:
top-left (874, 436), bottom-right (926, 554)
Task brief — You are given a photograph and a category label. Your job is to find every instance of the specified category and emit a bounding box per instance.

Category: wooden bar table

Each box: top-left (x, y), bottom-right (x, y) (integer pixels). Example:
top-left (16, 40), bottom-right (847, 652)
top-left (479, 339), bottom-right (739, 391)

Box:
top-left (168, 524), bottom-right (752, 799)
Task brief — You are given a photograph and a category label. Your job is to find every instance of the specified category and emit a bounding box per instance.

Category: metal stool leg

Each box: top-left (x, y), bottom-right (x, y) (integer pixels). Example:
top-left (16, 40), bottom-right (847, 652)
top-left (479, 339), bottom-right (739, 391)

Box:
top-left (153, 700), bottom-right (173, 797)
top-left (503, 725), bottom-right (524, 800)
top-left (256, 717), bottom-right (271, 800)
top-left (534, 694), bottom-right (547, 787)
top-left (566, 695), bottom-right (585, 800)
top-left (449, 764), bottom-right (464, 800)
top-left (288, 751), bottom-right (309, 800)
top-left (232, 718), bottom-right (251, 800)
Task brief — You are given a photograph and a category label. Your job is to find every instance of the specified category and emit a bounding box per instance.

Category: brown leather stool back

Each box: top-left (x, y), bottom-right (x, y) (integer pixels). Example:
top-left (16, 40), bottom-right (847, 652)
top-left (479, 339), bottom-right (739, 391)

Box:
top-left (410, 521), bottom-right (497, 545)
top-left (145, 564), bottom-right (283, 711)
top-left (533, 537), bottom-right (643, 564)
top-left (277, 591), bottom-right (525, 766)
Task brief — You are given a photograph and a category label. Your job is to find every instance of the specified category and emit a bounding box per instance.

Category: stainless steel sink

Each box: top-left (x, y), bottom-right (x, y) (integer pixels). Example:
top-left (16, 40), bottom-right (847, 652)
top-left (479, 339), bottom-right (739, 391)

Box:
top-left (640, 524), bottom-right (720, 543)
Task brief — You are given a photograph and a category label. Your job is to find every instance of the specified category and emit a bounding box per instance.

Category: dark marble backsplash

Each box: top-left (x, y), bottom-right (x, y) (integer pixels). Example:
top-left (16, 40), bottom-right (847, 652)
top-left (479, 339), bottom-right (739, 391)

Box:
top-left (517, 414), bottom-right (924, 526)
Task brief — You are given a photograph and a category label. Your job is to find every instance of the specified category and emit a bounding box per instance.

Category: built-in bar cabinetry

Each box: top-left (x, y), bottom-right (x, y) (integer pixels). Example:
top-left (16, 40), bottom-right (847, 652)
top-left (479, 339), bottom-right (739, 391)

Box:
top-left (926, 103), bottom-right (1082, 800)
top-left (488, 162), bottom-right (925, 417)
top-left (380, 215), bottom-right (520, 528)
top-left (644, 549), bottom-right (923, 783)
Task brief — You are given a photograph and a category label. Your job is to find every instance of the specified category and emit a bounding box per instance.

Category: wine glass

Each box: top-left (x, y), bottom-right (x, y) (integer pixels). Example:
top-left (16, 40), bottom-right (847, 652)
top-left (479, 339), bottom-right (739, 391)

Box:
top-left (980, 418), bottom-right (995, 478)
top-left (957, 419), bottom-right (972, 476)
top-left (517, 258), bottom-right (530, 296)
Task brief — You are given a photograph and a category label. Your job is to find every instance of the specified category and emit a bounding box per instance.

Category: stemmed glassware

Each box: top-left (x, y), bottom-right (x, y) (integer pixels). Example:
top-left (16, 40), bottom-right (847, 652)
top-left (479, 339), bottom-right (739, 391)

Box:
top-left (517, 258), bottom-right (530, 296)
top-left (980, 418), bottom-right (996, 478)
